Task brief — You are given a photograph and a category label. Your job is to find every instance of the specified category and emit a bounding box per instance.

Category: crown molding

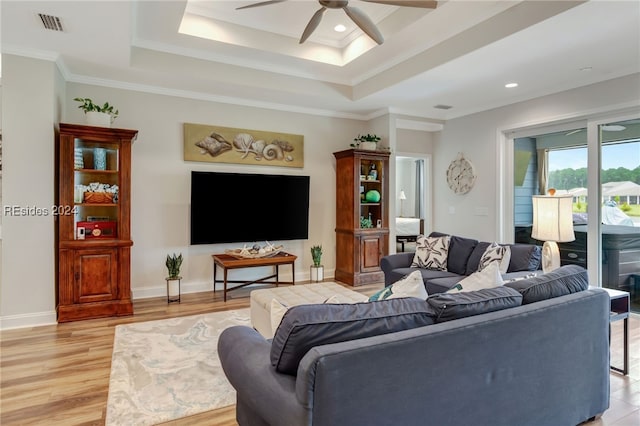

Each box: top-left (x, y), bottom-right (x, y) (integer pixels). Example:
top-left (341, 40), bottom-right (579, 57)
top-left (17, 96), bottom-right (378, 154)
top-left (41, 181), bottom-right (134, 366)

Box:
top-left (66, 72), bottom-right (372, 121)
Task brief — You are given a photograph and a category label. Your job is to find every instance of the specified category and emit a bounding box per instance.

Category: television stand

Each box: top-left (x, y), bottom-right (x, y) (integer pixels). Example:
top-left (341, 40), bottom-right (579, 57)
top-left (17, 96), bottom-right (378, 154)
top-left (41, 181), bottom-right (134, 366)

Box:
top-left (212, 252), bottom-right (297, 302)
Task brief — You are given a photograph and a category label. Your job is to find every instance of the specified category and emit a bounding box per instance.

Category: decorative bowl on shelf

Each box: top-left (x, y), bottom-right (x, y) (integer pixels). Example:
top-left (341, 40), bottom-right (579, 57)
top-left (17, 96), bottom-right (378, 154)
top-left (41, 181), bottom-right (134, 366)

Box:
top-left (225, 243), bottom-right (284, 259)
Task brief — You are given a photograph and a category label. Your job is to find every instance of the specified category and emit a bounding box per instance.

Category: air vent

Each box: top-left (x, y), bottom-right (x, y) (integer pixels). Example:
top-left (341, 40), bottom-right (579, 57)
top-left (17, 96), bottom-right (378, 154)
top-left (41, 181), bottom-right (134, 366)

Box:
top-left (38, 13), bottom-right (64, 32)
top-left (434, 104), bottom-right (453, 110)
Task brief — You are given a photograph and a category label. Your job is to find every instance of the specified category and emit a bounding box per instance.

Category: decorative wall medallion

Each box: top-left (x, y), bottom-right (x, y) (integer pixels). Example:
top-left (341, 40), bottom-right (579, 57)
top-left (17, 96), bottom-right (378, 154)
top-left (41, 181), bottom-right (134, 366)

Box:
top-left (446, 152), bottom-right (476, 194)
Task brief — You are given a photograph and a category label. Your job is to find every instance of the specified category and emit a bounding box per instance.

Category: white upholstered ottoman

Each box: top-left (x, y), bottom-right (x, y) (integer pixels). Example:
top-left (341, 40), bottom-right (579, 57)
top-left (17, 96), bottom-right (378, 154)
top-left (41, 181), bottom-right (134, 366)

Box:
top-left (250, 282), bottom-right (369, 338)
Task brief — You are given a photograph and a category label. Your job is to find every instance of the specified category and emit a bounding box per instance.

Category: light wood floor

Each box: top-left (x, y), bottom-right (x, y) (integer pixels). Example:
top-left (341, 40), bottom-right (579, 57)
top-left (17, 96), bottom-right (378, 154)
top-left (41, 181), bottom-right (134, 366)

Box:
top-left (1, 282), bottom-right (638, 426)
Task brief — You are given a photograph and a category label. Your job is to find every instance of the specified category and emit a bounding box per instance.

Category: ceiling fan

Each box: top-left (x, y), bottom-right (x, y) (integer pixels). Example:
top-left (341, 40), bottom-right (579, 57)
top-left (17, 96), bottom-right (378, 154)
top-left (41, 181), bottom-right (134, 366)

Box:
top-left (236, 0), bottom-right (438, 44)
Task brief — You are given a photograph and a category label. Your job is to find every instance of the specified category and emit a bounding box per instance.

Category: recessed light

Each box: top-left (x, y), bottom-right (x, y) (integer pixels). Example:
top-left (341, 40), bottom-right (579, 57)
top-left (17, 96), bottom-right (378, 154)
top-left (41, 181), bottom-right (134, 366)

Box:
top-left (505, 83), bottom-right (518, 88)
top-left (334, 24), bottom-right (346, 32)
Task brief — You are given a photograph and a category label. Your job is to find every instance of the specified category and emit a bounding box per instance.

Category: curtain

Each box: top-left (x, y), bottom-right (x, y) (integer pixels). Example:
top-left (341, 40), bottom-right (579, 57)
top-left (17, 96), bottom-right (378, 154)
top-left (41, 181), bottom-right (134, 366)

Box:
top-left (536, 148), bottom-right (548, 195)
top-left (415, 159), bottom-right (424, 218)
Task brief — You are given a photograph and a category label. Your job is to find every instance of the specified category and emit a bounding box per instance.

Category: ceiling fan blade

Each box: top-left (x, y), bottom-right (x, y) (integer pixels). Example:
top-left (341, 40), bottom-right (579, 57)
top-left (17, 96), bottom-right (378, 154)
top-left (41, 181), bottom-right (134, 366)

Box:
top-left (361, 0), bottom-right (438, 8)
top-left (343, 6), bottom-right (384, 45)
top-left (236, 0), bottom-right (287, 11)
top-left (300, 7), bottom-right (327, 44)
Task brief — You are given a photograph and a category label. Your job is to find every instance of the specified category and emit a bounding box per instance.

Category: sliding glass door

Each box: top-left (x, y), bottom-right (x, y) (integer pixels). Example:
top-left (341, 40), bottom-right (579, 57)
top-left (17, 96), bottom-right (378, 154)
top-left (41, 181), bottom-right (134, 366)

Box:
top-left (511, 114), bottom-right (640, 312)
top-left (597, 119), bottom-right (640, 312)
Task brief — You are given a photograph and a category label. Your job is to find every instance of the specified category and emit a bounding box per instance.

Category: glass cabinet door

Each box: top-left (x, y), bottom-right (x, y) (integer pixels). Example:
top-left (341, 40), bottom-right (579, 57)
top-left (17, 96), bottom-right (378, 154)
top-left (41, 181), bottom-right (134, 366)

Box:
top-left (359, 157), bottom-right (384, 229)
top-left (73, 138), bottom-right (120, 239)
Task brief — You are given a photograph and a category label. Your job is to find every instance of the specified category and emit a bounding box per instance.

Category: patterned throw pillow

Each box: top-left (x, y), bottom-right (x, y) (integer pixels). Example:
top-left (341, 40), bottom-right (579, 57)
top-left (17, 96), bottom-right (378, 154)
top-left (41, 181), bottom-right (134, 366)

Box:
top-left (411, 235), bottom-right (451, 271)
top-left (368, 270), bottom-right (428, 301)
top-left (447, 261), bottom-right (504, 293)
top-left (478, 242), bottom-right (511, 274)
top-left (504, 273), bottom-right (538, 283)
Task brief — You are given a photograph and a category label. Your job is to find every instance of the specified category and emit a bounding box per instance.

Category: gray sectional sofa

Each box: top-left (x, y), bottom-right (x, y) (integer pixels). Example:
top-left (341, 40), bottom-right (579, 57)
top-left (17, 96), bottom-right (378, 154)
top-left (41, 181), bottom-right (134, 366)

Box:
top-left (381, 231), bottom-right (543, 294)
top-left (218, 265), bottom-right (610, 426)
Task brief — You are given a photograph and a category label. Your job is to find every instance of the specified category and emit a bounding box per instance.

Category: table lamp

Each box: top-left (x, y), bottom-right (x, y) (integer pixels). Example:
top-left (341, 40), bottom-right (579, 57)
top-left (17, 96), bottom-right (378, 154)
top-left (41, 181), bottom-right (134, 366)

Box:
top-left (399, 190), bottom-right (407, 217)
top-left (531, 194), bottom-right (575, 273)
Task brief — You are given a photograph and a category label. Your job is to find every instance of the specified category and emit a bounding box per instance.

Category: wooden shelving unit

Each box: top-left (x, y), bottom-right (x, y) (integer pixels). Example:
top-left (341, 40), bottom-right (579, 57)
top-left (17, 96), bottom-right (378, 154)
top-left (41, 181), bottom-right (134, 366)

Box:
top-left (56, 123), bottom-right (138, 322)
top-left (333, 149), bottom-right (390, 286)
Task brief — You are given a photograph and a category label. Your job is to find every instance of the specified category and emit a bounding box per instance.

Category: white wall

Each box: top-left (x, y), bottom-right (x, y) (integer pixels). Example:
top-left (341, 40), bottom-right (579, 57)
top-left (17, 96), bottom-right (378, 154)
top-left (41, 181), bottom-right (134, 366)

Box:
top-left (433, 73), bottom-right (640, 242)
top-left (64, 83), bottom-right (366, 300)
top-left (1, 55), bottom-right (64, 328)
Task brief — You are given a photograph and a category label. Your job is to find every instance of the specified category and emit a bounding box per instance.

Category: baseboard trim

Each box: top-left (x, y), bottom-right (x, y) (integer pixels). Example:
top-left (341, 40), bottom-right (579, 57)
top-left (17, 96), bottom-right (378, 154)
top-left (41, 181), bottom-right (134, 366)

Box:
top-left (132, 280), bottom-right (214, 300)
top-left (0, 271), bottom-right (338, 329)
top-left (0, 311), bottom-right (57, 330)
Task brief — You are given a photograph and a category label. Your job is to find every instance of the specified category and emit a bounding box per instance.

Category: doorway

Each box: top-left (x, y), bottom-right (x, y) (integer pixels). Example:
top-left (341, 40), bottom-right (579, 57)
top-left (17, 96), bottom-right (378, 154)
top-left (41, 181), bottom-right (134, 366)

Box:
top-left (395, 154), bottom-right (431, 252)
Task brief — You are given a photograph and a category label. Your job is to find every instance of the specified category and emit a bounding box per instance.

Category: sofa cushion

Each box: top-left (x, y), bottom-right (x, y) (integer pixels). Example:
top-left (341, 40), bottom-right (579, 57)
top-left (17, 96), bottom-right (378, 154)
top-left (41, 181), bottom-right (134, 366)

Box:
top-left (427, 286), bottom-right (523, 323)
top-left (506, 244), bottom-right (542, 272)
top-left (465, 242), bottom-right (491, 275)
top-left (369, 270), bottom-right (428, 301)
top-left (504, 264), bottom-right (588, 304)
top-left (270, 298), bottom-right (435, 375)
top-left (478, 242), bottom-right (511, 274)
top-left (430, 232), bottom-right (478, 275)
top-left (447, 261), bottom-right (504, 293)
top-left (425, 276), bottom-right (464, 294)
top-left (411, 235), bottom-right (451, 270)
top-left (270, 295), bottom-right (340, 335)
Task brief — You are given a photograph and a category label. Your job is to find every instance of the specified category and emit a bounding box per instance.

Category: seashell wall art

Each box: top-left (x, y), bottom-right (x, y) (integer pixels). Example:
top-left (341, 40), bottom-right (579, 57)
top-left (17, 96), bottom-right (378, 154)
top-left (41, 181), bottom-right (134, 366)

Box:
top-left (183, 123), bottom-right (304, 168)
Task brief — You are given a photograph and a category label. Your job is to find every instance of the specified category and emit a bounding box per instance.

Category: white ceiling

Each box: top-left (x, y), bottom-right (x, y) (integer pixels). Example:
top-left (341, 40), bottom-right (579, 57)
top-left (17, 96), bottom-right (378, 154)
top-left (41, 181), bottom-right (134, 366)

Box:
top-left (2, 0), bottom-right (639, 121)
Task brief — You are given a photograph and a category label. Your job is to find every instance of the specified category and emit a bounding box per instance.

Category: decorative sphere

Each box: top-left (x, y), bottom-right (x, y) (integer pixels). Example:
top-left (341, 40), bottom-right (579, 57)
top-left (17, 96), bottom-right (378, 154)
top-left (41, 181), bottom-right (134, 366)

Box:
top-left (365, 190), bottom-right (381, 203)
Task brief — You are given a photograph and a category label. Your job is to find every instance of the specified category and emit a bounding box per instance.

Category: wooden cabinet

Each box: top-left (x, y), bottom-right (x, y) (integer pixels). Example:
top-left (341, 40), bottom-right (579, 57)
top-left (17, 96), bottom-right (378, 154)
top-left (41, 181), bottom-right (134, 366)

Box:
top-left (333, 149), bottom-right (389, 286)
top-left (56, 123), bottom-right (138, 322)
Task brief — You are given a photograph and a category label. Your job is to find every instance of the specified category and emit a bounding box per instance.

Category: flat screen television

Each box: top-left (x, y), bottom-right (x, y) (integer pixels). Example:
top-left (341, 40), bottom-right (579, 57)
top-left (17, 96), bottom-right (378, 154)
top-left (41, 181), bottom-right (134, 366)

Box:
top-left (190, 171), bottom-right (310, 245)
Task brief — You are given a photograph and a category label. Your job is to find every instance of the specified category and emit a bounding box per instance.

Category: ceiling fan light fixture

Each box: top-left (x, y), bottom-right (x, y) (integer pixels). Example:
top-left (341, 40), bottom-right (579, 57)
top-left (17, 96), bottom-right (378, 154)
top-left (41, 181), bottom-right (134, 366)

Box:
top-left (237, 0), bottom-right (438, 45)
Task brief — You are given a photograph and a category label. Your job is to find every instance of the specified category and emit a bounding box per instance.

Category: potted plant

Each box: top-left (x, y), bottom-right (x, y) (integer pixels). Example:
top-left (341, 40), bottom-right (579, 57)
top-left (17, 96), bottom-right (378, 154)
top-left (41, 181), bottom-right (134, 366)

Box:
top-left (74, 97), bottom-right (119, 127)
top-left (165, 253), bottom-right (183, 303)
top-left (351, 133), bottom-right (381, 151)
top-left (310, 245), bottom-right (324, 282)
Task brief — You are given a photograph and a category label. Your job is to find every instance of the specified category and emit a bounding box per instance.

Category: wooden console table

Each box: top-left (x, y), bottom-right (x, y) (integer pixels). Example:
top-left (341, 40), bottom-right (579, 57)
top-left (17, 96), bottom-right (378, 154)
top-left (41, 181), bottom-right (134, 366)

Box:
top-left (212, 252), bottom-right (297, 302)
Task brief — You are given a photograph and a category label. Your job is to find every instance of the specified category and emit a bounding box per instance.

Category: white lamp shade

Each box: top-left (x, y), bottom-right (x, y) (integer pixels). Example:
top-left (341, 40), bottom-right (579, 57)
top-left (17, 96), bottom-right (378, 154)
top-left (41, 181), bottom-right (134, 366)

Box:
top-left (399, 190), bottom-right (407, 200)
top-left (531, 195), bottom-right (575, 242)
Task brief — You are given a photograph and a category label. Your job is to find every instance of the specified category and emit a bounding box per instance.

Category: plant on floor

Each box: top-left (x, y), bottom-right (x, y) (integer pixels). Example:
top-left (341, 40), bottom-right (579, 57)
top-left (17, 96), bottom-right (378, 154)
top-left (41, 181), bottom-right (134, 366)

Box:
top-left (73, 97), bottom-right (119, 120)
top-left (310, 245), bottom-right (323, 267)
top-left (166, 253), bottom-right (183, 279)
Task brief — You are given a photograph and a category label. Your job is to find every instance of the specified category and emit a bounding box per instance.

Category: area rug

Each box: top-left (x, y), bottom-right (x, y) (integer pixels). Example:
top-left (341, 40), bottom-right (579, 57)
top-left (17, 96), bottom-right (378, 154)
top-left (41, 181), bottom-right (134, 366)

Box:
top-left (105, 308), bottom-right (250, 426)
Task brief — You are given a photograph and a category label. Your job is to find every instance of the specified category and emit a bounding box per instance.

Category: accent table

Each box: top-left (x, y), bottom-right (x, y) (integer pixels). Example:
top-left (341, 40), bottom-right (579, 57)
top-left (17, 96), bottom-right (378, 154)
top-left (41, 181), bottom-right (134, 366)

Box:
top-left (212, 252), bottom-right (297, 302)
top-left (599, 287), bottom-right (630, 375)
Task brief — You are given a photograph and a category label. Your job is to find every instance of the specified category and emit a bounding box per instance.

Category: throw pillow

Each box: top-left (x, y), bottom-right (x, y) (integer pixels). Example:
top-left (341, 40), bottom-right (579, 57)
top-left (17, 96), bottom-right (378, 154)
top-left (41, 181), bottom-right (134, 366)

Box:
top-left (447, 261), bottom-right (504, 293)
top-left (504, 273), bottom-right (537, 283)
top-left (427, 286), bottom-right (523, 323)
top-left (411, 235), bottom-right (451, 271)
top-left (270, 298), bottom-right (436, 375)
top-left (478, 242), bottom-right (511, 274)
top-left (368, 270), bottom-right (428, 301)
top-left (270, 295), bottom-right (339, 335)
